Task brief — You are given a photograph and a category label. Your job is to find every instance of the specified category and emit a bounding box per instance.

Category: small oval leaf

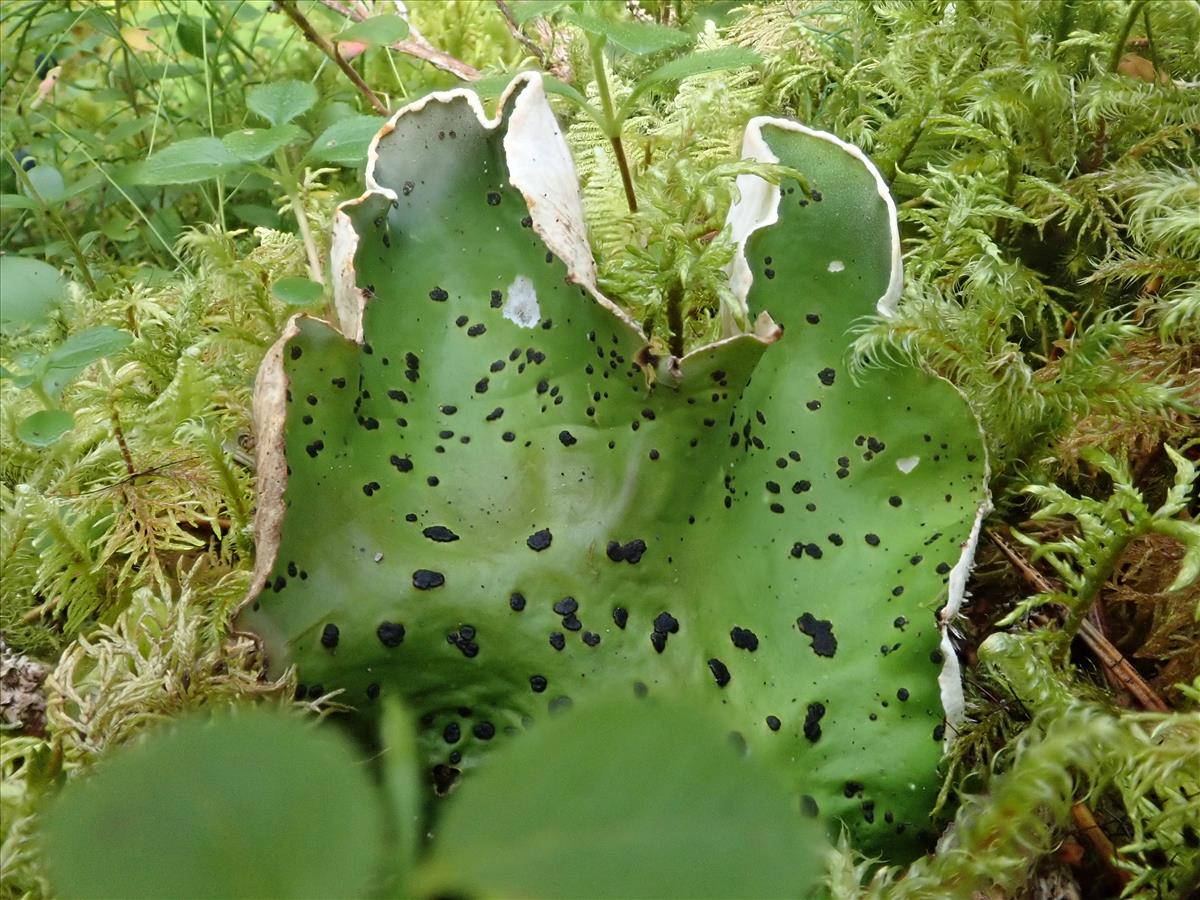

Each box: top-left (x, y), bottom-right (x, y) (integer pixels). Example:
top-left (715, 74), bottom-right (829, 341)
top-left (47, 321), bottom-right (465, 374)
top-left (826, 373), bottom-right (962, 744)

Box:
top-left (0, 257), bottom-right (66, 332)
top-left (247, 80), bottom-right (319, 127)
top-left (336, 14), bottom-right (409, 45)
top-left (18, 409), bottom-right (74, 447)
top-left (304, 116), bottom-right (385, 166)
top-left (222, 124), bottom-right (307, 162)
top-left (272, 277), bottom-right (324, 306)
top-left (134, 138), bottom-right (243, 185)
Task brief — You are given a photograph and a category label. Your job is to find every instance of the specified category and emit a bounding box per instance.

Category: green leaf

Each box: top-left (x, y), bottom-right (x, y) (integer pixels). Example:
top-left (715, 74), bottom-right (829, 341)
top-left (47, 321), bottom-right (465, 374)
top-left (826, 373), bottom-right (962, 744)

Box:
top-left (222, 124), bottom-right (307, 162)
top-left (18, 409), bottom-right (74, 447)
top-left (422, 696), bottom-right (824, 898)
top-left (510, 1), bottom-right (570, 26)
top-left (638, 46), bottom-right (761, 88)
top-left (41, 710), bottom-right (385, 900)
top-left (304, 116), bottom-right (385, 166)
top-left (247, 80), bottom-right (319, 127)
top-left (0, 257), bottom-right (66, 332)
top-left (26, 164), bottom-right (67, 205)
top-left (231, 203), bottom-right (280, 229)
top-left (134, 138), bottom-right (244, 185)
top-left (566, 10), bottom-right (691, 54)
top-left (176, 15), bottom-right (218, 58)
top-left (336, 14), bottom-right (409, 45)
top-left (272, 277), bottom-right (324, 307)
top-left (0, 193), bottom-right (35, 210)
top-left (40, 325), bottom-right (133, 396)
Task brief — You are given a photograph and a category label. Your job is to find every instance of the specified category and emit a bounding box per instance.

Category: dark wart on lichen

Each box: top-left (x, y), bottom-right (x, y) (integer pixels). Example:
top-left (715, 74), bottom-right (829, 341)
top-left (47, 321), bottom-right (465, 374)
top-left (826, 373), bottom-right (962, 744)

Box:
top-left (236, 72), bottom-right (989, 866)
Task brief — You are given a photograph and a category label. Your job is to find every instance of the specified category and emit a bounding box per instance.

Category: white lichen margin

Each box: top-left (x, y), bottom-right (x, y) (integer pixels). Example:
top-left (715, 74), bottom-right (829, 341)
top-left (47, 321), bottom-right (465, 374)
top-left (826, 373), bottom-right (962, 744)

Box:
top-left (725, 117), bottom-right (904, 318)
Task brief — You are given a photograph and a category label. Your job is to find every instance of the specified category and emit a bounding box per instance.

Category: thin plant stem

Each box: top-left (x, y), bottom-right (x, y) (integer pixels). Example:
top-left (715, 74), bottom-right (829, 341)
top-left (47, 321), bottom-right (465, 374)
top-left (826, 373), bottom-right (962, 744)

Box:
top-left (274, 149), bottom-right (325, 284)
top-left (587, 35), bottom-right (637, 212)
top-left (1109, 0), bottom-right (1147, 73)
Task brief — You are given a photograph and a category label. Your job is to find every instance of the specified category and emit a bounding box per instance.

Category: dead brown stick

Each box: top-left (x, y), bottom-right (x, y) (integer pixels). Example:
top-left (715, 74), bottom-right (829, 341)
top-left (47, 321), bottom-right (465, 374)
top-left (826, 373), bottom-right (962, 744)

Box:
top-left (987, 528), bottom-right (1169, 713)
top-left (317, 0), bottom-right (481, 81)
top-left (1071, 801), bottom-right (1132, 888)
top-left (277, 0), bottom-right (390, 115)
top-left (495, 0), bottom-right (549, 66)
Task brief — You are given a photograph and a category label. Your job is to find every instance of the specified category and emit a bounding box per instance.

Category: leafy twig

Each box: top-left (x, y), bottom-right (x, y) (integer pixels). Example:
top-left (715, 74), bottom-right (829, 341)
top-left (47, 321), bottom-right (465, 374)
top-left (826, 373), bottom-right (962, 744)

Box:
top-left (277, 0), bottom-right (389, 116)
top-left (318, 0), bottom-right (481, 81)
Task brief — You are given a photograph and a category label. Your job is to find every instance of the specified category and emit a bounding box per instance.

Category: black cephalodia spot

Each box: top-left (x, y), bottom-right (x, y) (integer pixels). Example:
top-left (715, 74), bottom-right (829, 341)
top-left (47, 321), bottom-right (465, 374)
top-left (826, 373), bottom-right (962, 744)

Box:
top-left (613, 607), bottom-right (628, 629)
top-left (776, 457), bottom-right (788, 468)
top-left (520, 215), bottom-right (532, 228)
top-left (936, 561), bottom-right (952, 574)
top-left (730, 626), bottom-right (759, 651)
top-left (527, 528), bottom-right (552, 551)
top-left (455, 315), bottom-right (468, 327)
top-left (807, 400), bottom-right (822, 411)
top-left (891, 585), bottom-right (905, 596)
top-left (390, 454), bottom-right (413, 472)
top-left (933, 724), bottom-right (946, 741)
top-left (650, 632), bottom-right (667, 653)
top-left (290, 345), bottom-right (302, 360)
top-left (553, 597), bottom-right (578, 616)
top-left (473, 722), bottom-right (496, 740)
top-left (889, 495), bottom-right (902, 507)
top-left (641, 408), bottom-right (656, 420)
top-left (828, 533), bottom-right (844, 546)
top-left (707, 658), bottom-right (731, 687)
top-left (561, 613), bottom-right (581, 631)
top-left (320, 623), bottom-right (339, 648)
top-left (438, 430), bottom-right (454, 439)
top-left (770, 503), bottom-right (785, 514)
top-left (766, 481), bottom-right (781, 494)
top-left (654, 612), bottom-right (679, 634)
top-left (426, 476), bottom-right (439, 486)
top-left (486, 191), bottom-right (501, 206)
top-left (362, 417), bottom-right (380, 430)
top-left (812, 190), bottom-right (823, 201)
top-left (423, 526), bottom-right (459, 542)
top-left (558, 430), bottom-right (577, 447)
top-left (387, 389), bottom-right (407, 402)
top-left (287, 562), bottom-right (297, 577)
top-left (502, 431), bottom-right (516, 442)
top-left (897, 688), bottom-right (910, 701)
top-left (444, 722), bottom-right (461, 744)
top-left (366, 682), bottom-right (380, 700)
top-left (332, 377), bottom-right (346, 389)
top-left (766, 715), bottom-right (781, 732)
top-left (865, 533), bottom-right (880, 546)
top-left (363, 343), bottom-right (374, 354)
top-left (530, 675), bottom-right (548, 693)
top-left (649, 449), bottom-right (660, 461)
top-left (797, 613), bottom-right (837, 657)
top-left (910, 554), bottom-right (923, 566)
top-left (306, 394), bottom-right (317, 406)
top-left (861, 800), bottom-right (876, 824)
top-left (803, 702), bottom-right (826, 742)
top-left (306, 440), bottom-right (324, 458)
top-left (413, 569), bottom-right (445, 589)
top-left (475, 378), bottom-right (489, 393)
top-left (793, 480), bottom-right (811, 493)
top-left (302, 415), bottom-right (313, 425)
top-left (362, 481), bottom-right (380, 496)
top-left (468, 323), bottom-right (486, 337)
top-left (893, 616), bottom-right (908, 630)
top-left (377, 621), bottom-right (405, 647)
top-left (273, 575), bottom-right (286, 592)
top-left (805, 543), bottom-right (823, 559)
top-left (764, 267), bottom-right (775, 279)
top-left (549, 631), bottom-right (565, 651)
top-left (806, 313), bottom-right (820, 324)
top-left (606, 540), bottom-right (623, 562)
top-left (844, 781), bottom-right (864, 799)
top-left (429, 287), bottom-right (448, 302)
top-left (818, 367), bottom-right (836, 386)
top-left (509, 592), bottom-right (526, 611)
top-left (583, 631), bottom-right (600, 647)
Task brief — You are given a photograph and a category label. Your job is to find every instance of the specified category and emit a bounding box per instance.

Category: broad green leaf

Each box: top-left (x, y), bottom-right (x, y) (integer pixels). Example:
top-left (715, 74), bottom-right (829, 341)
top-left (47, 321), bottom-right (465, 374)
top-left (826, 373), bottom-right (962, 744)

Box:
top-left (422, 697), bottom-right (824, 898)
top-left (510, 1), bottom-right (570, 26)
top-left (222, 124), bottom-right (307, 162)
top-left (25, 165), bottom-right (67, 205)
top-left (18, 409), bottom-right (74, 447)
top-left (106, 115), bottom-right (157, 146)
top-left (248, 80), bottom-right (319, 127)
top-left (231, 203), bottom-right (280, 229)
top-left (566, 10), bottom-right (691, 54)
top-left (304, 116), bottom-right (385, 166)
top-left (271, 277), bottom-right (324, 307)
top-left (0, 257), bottom-right (65, 332)
top-left (336, 14), bottom-right (409, 45)
top-left (134, 138), bottom-right (244, 185)
top-left (41, 710), bottom-right (386, 900)
top-left (541, 74), bottom-right (591, 108)
top-left (638, 46), bottom-right (761, 88)
top-left (0, 365), bottom-right (38, 388)
top-left (40, 326), bottom-right (133, 396)
top-left (176, 15), bottom-right (218, 58)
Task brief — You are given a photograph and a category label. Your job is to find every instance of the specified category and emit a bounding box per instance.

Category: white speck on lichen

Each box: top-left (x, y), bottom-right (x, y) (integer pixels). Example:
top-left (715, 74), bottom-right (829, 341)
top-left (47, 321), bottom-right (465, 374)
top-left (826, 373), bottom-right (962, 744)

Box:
top-left (827, 260), bottom-right (845, 273)
top-left (503, 275), bottom-right (540, 328)
top-left (896, 456), bottom-right (920, 474)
